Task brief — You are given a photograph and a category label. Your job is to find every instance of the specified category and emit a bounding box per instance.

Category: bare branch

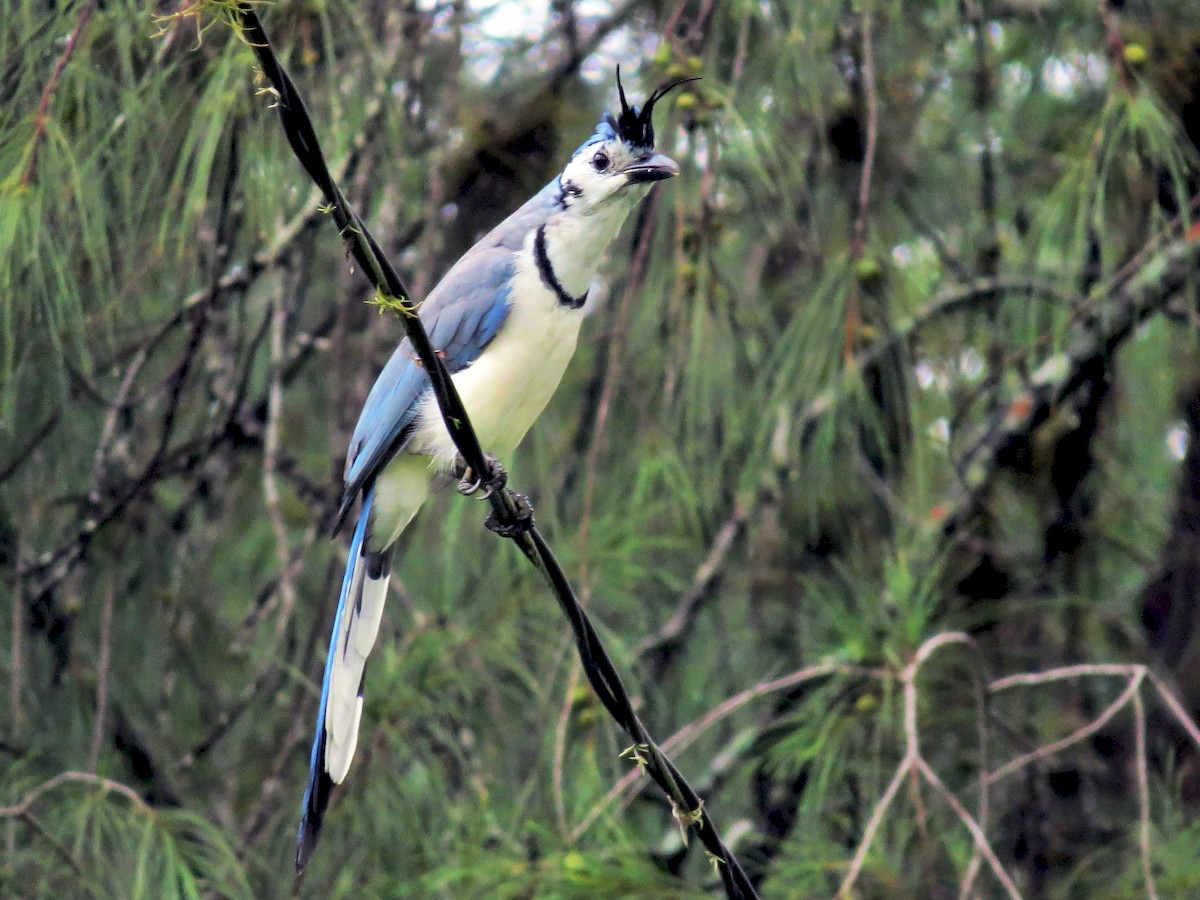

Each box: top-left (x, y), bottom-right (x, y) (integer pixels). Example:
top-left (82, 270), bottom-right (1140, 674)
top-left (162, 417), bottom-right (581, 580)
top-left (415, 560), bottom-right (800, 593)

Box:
top-left (20, 1), bottom-right (95, 188)
top-left (1132, 691), bottom-right (1159, 900)
top-left (0, 771), bottom-right (151, 819)
top-left (840, 633), bottom-right (1016, 898)
top-left (946, 239), bottom-right (1200, 536)
top-left (570, 662), bottom-right (869, 842)
top-left (839, 754), bottom-right (913, 896)
top-left (986, 670), bottom-right (1144, 787)
top-left (991, 663), bottom-right (1144, 691)
top-left (849, 0), bottom-right (878, 262)
top-left (1147, 671), bottom-right (1200, 752)
top-left (916, 758), bottom-right (1020, 900)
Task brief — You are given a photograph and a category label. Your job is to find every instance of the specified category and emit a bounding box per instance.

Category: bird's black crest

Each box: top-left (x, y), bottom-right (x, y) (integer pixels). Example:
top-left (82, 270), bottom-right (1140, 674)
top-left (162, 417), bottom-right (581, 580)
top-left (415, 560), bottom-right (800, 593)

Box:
top-left (607, 65), bottom-right (699, 150)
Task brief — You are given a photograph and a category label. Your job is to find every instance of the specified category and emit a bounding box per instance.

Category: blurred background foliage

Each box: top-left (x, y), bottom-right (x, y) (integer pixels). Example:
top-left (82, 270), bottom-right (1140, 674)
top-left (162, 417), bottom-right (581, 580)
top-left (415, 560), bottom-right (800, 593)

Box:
top-left (3, 0), bottom-right (1200, 896)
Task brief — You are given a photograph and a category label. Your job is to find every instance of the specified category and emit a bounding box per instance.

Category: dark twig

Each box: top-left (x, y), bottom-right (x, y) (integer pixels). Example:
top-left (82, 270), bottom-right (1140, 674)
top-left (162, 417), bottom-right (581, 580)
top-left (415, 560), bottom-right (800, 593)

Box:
top-left (104, 69), bottom-right (393, 372)
top-left (225, 6), bottom-right (757, 895)
top-left (88, 350), bottom-right (146, 509)
top-left (546, 0), bottom-right (641, 86)
top-left (969, 0), bottom-right (999, 260)
top-left (967, 0), bottom-right (1005, 424)
top-left (636, 501), bottom-right (750, 679)
top-left (18, 291), bottom-right (331, 605)
top-left (945, 239), bottom-right (1200, 536)
top-left (797, 276), bottom-right (1081, 445)
top-left (571, 661), bottom-right (871, 841)
top-left (17, 811), bottom-right (84, 877)
top-left (0, 412), bottom-right (60, 485)
top-left (20, 303), bottom-right (270, 600)
top-left (235, 10), bottom-right (491, 481)
top-left (1, 769), bottom-right (155, 872)
top-left (843, 0), bottom-right (879, 362)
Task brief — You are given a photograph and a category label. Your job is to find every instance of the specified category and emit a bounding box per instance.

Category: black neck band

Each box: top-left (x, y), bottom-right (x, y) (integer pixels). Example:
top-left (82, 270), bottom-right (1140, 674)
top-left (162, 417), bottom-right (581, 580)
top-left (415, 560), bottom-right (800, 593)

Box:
top-left (534, 225), bottom-right (588, 310)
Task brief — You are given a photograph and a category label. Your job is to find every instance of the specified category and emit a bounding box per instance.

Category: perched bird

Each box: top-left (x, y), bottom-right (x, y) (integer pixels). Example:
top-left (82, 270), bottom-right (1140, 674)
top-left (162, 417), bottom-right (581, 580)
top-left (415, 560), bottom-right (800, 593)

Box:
top-left (297, 72), bottom-right (690, 871)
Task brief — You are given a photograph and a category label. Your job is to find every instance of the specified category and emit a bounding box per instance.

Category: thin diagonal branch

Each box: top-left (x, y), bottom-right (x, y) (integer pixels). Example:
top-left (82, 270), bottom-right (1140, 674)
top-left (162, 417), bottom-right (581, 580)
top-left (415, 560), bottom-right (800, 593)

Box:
top-left (987, 670), bottom-right (1144, 787)
top-left (554, 192), bottom-right (664, 836)
top-left (17, 811), bottom-right (84, 876)
top-left (945, 238), bottom-right (1200, 537)
top-left (915, 757), bottom-right (1019, 899)
top-left (20, 1), bottom-right (95, 188)
top-left (636, 500), bottom-right (750, 677)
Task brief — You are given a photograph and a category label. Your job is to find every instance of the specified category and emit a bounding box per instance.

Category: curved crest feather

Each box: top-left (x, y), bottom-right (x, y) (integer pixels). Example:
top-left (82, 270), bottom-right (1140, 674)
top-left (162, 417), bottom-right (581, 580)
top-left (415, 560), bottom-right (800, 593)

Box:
top-left (610, 66), bottom-right (700, 149)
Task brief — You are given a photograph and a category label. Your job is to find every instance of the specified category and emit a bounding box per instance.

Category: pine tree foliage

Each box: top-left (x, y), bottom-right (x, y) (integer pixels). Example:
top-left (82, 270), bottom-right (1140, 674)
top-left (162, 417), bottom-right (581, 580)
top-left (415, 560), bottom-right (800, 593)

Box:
top-left (3, 0), bottom-right (1200, 896)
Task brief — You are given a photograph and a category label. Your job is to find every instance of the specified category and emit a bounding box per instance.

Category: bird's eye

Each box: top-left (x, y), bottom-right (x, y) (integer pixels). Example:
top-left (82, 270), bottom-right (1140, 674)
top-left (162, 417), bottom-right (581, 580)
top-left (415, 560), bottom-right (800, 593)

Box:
top-left (592, 150), bottom-right (610, 172)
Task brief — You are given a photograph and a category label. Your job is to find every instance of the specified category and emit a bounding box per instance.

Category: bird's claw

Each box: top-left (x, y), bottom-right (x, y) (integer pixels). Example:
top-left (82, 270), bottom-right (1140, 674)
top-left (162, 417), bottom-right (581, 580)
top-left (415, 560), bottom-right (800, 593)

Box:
top-left (456, 453), bottom-right (507, 499)
top-left (458, 470), bottom-right (486, 496)
top-left (451, 454), bottom-right (532, 534)
top-left (485, 492), bottom-right (535, 538)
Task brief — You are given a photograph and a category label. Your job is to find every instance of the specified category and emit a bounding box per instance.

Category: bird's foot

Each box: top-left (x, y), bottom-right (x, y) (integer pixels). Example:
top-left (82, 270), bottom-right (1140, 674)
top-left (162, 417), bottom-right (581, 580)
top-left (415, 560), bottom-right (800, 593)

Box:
top-left (455, 453), bottom-right (507, 499)
top-left (485, 492), bottom-right (535, 538)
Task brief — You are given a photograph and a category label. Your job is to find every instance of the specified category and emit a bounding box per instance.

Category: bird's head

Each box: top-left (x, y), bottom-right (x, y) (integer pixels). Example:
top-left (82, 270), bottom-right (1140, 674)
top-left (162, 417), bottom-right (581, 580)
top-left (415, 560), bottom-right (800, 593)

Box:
top-left (555, 69), bottom-right (696, 212)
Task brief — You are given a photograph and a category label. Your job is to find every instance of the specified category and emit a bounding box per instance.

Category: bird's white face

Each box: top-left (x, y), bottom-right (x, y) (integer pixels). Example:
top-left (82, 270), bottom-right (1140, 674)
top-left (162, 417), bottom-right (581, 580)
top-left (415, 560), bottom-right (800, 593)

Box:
top-left (535, 90), bottom-right (684, 297)
top-left (556, 137), bottom-right (679, 213)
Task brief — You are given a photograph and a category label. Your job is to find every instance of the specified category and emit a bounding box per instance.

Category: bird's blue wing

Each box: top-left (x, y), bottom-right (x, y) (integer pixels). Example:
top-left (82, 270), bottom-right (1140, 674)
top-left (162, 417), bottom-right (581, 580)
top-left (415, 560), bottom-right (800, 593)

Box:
top-left (337, 247), bottom-right (515, 524)
top-left (300, 246), bottom-right (519, 864)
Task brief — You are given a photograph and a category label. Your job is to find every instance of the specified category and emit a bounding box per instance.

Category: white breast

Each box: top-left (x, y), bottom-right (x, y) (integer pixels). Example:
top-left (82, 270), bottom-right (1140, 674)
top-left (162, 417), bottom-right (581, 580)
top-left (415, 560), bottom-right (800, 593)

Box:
top-left (410, 234), bottom-right (584, 466)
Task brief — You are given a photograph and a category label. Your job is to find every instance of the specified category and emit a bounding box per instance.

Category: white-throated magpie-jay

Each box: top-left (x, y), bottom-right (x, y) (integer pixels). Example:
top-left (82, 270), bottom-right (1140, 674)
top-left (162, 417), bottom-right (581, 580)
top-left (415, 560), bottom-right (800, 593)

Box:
top-left (298, 71), bottom-right (690, 870)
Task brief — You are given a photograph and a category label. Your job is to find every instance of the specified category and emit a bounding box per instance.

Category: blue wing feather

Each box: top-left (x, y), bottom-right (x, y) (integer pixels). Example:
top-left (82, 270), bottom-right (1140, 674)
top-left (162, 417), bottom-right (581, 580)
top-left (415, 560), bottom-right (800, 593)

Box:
top-left (337, 247), bottom-right (516, 525)
top-left (301, 248), bottom-right (518, 864)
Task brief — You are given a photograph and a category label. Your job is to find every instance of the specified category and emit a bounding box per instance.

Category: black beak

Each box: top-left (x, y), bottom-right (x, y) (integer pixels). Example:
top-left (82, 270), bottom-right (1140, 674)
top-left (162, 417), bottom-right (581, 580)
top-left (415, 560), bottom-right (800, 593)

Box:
top-left (622, 152), bottom-right (679, 184)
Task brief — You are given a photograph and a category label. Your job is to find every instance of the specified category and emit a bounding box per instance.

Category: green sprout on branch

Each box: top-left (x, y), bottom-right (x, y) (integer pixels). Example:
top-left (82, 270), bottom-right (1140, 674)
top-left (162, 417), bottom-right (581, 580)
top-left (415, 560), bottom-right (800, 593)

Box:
top-left (153, 0), bottom-right (262, 46)
top-left (620, 743), bottom-right (650, 768)
top-left (672, 799), bottom-right (705, 847)
top-left (366, 289), bottom-right (418, 319)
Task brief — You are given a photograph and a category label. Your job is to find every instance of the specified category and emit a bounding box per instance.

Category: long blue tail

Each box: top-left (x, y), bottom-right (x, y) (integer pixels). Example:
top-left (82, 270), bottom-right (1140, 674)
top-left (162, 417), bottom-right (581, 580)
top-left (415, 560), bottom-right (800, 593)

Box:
top-left (297, 489), bottom-right (391, 871)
